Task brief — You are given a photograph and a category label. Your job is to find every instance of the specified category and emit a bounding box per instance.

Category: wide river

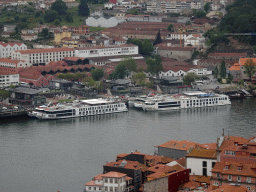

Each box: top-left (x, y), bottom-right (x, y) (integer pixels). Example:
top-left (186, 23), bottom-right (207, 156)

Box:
top-left (0, 98), bottom-right (256, 192)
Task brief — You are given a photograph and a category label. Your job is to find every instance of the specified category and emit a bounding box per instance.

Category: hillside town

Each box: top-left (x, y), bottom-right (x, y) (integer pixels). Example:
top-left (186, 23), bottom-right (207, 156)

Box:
top-left (84, 131), bottom-right (256, 192)
top-left (0, 0), bottom-right (256, 191)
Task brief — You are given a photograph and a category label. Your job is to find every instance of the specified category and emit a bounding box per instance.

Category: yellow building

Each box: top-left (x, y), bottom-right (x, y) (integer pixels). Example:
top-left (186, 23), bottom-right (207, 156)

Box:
top-left (61, 37), bottom-right (78, 48)
top-left (54, 31), bottom-right (72, 44)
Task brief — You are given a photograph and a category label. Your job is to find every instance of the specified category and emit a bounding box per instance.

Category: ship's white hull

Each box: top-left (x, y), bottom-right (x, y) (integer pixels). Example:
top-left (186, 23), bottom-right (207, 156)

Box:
top-left (30, 99), bottom-right (128, 120)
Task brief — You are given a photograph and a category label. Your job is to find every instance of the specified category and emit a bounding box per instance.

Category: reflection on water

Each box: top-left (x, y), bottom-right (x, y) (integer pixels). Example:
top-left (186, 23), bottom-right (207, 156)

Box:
top-left (0, 99), bottom-right (255, 192)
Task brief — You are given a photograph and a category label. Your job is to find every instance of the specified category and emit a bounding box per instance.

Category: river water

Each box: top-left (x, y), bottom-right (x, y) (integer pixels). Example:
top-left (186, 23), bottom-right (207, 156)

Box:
top-left (0, 98), bottom-right (256, 192)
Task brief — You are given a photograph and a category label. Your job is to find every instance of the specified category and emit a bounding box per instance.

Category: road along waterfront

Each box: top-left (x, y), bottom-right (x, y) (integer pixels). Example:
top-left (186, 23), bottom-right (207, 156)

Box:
top-left (0, 98), bottom-right (255, 192)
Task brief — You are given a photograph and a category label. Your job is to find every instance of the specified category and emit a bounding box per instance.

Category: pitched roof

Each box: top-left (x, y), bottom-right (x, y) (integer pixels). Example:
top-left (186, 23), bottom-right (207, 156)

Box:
top-left (155, 43), bottom-right (194, 51)
top-left (212, 162), bottom-right (256, 177)
top-left (84, 180), bottom-right (103, 186)
top-left (155, 140), bottom-right (205, 151)
top-left (0, 42), bottom-right (23, 47)
top-left (239, 58), bottom-right (256, 66)
top-left (208, 52), bottom-right (246, 57)
top-left (147, 163), bottom-right (184, 173)
top-left (0, 58), bottom-right (25, 64)
top-left (0, 70), bottom-right (17, 75)
top-left (211, 184), bottom-right (248, 192)
top-left (186, 149), bottom-right (217, 159)
top-left (15, 48), bottom-right (75, 54)
top-left (146, 172), bottom-right (167, 179)
top-left (102, 171), bottom-right (126, 178)
top-left (104, 160), bottom-right (144, 170)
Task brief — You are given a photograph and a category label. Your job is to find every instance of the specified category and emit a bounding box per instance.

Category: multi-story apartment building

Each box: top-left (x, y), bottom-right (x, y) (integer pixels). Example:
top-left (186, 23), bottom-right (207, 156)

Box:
top-left (0, 42), bottom-right (27, 58)
top-left (75, 44), bottom-right (138, 58)
top-left (147, 0), bottom-right (191, 13)
top-left (211, 162), bottom-right (256, 191)
top-left (0, 71), bottom-right (19, 88)
top-left (11, 48), bottom-right (75, 66)
top-left (84, 171), bottom-right (130, 192)
top-left (0, 58), bottom-right (28, 70)
top-left (191, 0), bottom-right (204, 10)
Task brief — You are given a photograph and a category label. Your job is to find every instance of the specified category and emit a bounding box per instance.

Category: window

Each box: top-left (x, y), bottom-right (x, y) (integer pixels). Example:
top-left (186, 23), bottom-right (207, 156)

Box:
top-left (214, 182), bottom-right (219, 186)
top-left (93, 187), bottom-right (96, 190)
top-left (216, 173), bottom-right (220, 178)
top-left (203, 161), bottom-right (207, 167)
top-left (247, 186), bottom-right (251, 190)
top-left (105, 187), bottom-right (108, 191)
top-left (228, 175), bottom-right (232, 181)
top-left (247, 177), bottom-right (251, 183)
top-left (238, 166), bottom-right (241, 171)
top-left (104, 178), bottom-right (108, 183)
top-left (88, 187), bottom-right (91, 190)
top-left (224, 166), bottom-right (229, 170)
top-left (110, 186), bottom-right (113, 191)
top-left (212, 162), bottom-right (216, 168)
top-left (110, 178), bottom-right (113, 183)
top-left (115, 178), bottom-right (118, 183)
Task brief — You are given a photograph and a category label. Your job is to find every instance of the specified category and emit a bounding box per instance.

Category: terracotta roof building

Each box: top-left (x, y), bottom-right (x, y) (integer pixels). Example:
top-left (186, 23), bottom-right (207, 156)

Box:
top-left (0, 41), bottom-right (27, 58)
top-left (186, 149), bottom-right (217, 176)
top-left (155, 140), bottom-right (206, 159)
top-left (211, 162), bottom-right (256, 191)
top-left (11, 48), bottom-right (75, 67)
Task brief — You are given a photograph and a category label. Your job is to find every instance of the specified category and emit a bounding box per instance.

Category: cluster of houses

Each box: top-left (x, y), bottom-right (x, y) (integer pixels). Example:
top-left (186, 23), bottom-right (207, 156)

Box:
top-left (84, 132), bottom-right (256, 192)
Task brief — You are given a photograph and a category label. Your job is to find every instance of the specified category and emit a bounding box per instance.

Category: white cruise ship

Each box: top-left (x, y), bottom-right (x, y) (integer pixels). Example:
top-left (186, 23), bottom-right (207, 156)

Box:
top-left (29, 98), bottom-right (128, 120)
top-left (141, 91), bottom-right (231, 111)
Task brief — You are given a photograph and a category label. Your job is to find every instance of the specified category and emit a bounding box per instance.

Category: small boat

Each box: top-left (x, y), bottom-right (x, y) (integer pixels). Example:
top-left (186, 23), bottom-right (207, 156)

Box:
top-left (229, 92), bottom-right (246, 100)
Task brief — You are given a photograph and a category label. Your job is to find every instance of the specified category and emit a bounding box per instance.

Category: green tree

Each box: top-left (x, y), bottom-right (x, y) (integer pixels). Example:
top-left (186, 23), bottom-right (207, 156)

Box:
top-left (51, 0), bottom-right (68, 15)
top-left (132, 72), bottom-right (146, 86)
top-left (41, 28), bottom-right (49, 39)
top-left (183, 72), bottom-right (199, 85)
top-left (14, 16), bottom-right (20, 22)
top-left (214, 66), bottom-right (219, 78)
top-left (113, 63), bottom-right (128, 79)
top-left (129, 9), bottom-right (139, 15)
top-left (146, 55), bottom-right (163, 77)
top-left (78, 0), bottom-right (90, 17)
top-left (220, 60), bottom-right (226, 78)
top-left (120, 57), bottom-right (137, 72)
top-left (28, 2), bottom-right (33, 6)
top-left (244, 59), bottom-right (256, 81)
top-left (83, 77), bottom-right (96, 87)
top-left (204, 2), bottom-right (211, 12)
top-left (91, 68), bottom-right (104, 81)
top-left (196, 11), bottom-right (206, 18)
top-left (94, 81), bottom-right (104, 91)
top-left (153, 30), bottom-right (162, 46)
top-left (53, 19), bottom-right (61, 26)
top-left (127, 39), bottom-right (143, 54)
top-left (65, 14), bottom-right (73, 22)
top-left (44, 10), bottom-right (59, 23)
top-left (141, 39), bottom-right (154, 55)
top-left (168, 24), bottom-right (174, 32)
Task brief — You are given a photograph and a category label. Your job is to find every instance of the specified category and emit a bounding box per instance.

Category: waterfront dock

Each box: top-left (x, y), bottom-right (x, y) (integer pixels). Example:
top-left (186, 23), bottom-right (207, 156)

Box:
top-left (0, 108), bottom-right (32, 118)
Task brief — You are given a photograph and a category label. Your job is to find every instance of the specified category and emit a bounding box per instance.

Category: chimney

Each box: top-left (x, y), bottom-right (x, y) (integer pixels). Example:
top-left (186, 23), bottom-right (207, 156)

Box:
top-left (222, 128), bottom-right (225, 137)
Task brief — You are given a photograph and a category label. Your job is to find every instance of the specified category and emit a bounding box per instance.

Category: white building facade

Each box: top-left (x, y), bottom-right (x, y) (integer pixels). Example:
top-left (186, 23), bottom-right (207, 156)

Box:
top-left (0, 73), bottom-right (19, 88)
top-left (158, 67), bottom-right (211, 78)
top-left (75, 44), bottom-right (138, 58)
top-left (184, 34), bottom-right (206, 49)
top-left (85, 171), bottom-right (127, 192)
top-left (186, 149), bottom-right (217, 177)
top-left (11, 48), bottom-right (75, 66)
top-left (0, 58), bottom-right (28, 69)
top-left (0, 42), bottom-right (27, 58)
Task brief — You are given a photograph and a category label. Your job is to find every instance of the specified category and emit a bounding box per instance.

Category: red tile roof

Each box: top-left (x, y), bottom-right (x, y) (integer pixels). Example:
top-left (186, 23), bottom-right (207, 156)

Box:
top-left (0, 58), bottom-right (25, 64)
top-left (208, 52), bottom-right (246, 57)
top-left (84, 180), bottom-right (103, 186)
top-left (239, 58), bottom-right (256, 66)
top-left (0, 42), bottom-right (23, 47)
top-left (155, 140), bottom-right (205, 151)
top-left (102, 171), bottom-right (126, 178)
top-left (0, 71), bottom-right (17, 75)
top-left (212, 162), bottom-right (256, 177)
top-left (186, 149), bottom-right (217, 159)
top-left (147, 163), bottom-right (184, 173)
top-left (211, 185), bottom-right (248, 192)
